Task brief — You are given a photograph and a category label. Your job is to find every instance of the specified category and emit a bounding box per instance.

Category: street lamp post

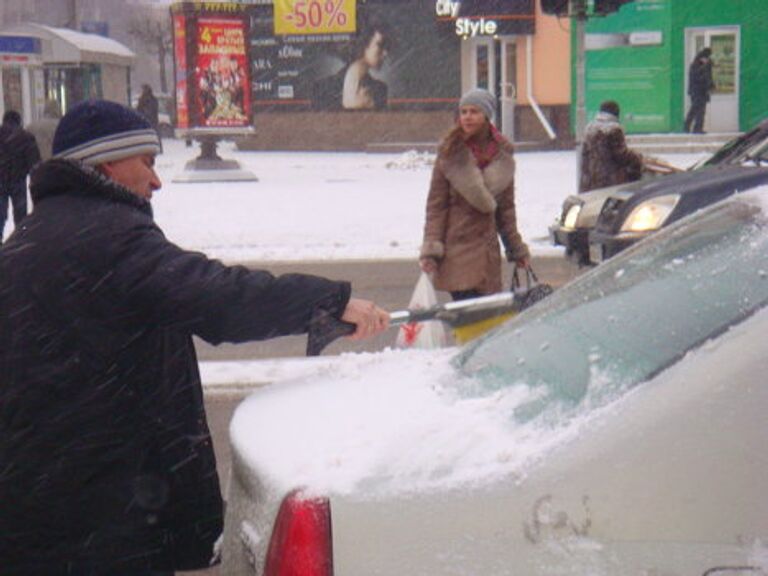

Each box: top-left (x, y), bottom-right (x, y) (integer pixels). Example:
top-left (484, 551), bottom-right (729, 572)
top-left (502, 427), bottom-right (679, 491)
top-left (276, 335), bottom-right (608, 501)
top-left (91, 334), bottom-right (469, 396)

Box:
top-left (573, 0), bottom-right (588, 143)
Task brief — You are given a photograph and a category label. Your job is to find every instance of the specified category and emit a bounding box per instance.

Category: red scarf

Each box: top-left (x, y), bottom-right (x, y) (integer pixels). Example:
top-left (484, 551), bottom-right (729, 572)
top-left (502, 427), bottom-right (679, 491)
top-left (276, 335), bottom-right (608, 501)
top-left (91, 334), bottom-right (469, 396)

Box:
top-left (465, 124), bottom-right (501, 169)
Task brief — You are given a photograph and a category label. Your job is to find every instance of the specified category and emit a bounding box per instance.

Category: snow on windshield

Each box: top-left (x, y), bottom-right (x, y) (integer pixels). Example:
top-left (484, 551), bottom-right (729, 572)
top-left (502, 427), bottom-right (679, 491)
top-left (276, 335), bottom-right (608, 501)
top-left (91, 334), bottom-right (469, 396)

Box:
top-left (744, 184), bottom-right (768, 211)
top-left (232, 302), bottom-right (768, 499)
top-left (231, 192), bottom-right (768, 498)
top-left (230, 347), bottom-right (588, 497)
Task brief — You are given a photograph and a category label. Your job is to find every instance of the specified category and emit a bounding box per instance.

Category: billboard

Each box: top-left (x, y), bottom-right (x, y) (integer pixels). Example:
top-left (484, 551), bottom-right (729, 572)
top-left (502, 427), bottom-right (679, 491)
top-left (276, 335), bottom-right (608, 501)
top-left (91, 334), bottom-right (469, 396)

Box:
top-left (171, 1), bottom-right (462, 119)
top-left (273, 0), bottom-right (357, 35)
top-left (171, 2), bottom-right (253, 131)
top-left (248, 0), bottom-right (461, 112)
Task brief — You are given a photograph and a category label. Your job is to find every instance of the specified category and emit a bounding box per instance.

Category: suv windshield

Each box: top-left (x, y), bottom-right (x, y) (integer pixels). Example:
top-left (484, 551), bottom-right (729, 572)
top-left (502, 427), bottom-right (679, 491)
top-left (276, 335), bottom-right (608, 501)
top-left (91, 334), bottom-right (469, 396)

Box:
top-left (456, 196), bottom-right (768, 422)
top-left (702, 122), bottom-right (768, 167)
top-left (742, 139), bottom-right (768, 166)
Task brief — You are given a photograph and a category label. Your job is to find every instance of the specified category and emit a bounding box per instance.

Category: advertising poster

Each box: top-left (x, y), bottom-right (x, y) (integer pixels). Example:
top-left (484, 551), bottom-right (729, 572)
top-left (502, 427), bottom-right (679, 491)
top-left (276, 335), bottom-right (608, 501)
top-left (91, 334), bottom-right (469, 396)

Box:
top-left (273, 0), bottom-right (357, 36)
top-left (248, 0), bottom-right (461, 112)
top-left (171, 2), bottom-right (253, 132)
top-left (195, 17), bottom-right (251, 127)
top-left (172, 12), bottom-right (190, 129)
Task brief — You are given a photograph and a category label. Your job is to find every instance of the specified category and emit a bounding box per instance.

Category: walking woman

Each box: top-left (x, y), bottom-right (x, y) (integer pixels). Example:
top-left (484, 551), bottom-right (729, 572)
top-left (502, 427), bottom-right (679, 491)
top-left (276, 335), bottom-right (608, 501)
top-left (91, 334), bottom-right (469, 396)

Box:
top-left (419, 88), bottom-right (530, 301)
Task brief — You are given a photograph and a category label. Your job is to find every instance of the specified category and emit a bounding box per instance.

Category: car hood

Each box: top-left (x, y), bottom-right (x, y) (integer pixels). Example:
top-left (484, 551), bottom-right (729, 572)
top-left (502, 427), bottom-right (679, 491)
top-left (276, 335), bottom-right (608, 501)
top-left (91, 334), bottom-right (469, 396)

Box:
top-left (574, 145), bottom-right (768, 229)
top-left (606, 164), bottom-right (768, 204)
top-left (566, 177), bottom-right (668, 230)
top-left (572, 185), bottom-right (625, 228)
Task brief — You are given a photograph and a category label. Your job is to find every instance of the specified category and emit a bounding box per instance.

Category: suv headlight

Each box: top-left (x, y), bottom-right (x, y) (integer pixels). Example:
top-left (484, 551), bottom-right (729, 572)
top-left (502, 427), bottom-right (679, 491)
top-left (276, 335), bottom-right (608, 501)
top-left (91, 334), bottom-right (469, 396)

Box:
top-left (620, 194), bottom-right (680, 232)
top-left (563, 204), bottom-right (582, 229)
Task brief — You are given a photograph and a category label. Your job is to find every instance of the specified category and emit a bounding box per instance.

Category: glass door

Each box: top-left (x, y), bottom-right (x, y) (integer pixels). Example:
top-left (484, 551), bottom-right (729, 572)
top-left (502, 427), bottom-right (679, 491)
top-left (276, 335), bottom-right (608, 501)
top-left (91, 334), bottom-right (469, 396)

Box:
top-left (685, 27), bottom-right (739, 133)
top-left (500, 38), bottom-right (517, 141)
top-left (472, 38), bottom-right (495, 95)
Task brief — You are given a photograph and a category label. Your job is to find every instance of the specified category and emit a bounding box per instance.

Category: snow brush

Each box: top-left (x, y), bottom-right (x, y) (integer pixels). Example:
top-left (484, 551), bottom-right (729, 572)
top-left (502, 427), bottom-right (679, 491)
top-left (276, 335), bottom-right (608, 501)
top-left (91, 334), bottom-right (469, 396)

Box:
top-left (306, 266), bottom-right (552, 356)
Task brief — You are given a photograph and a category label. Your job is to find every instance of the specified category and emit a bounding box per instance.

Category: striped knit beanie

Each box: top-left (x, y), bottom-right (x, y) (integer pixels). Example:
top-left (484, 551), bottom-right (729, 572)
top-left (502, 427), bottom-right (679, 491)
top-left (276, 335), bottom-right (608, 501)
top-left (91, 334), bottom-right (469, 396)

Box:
top-left (52, 99), bottom-right (160, 165)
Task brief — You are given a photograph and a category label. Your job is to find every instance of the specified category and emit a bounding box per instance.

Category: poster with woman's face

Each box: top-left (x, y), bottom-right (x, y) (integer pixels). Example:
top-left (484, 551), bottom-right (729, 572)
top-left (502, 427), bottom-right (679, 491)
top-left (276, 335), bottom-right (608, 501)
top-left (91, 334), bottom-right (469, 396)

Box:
top-left (248, 0), bottom-right (461, 113)
top-left (194, 17), bottom-right (252, 127)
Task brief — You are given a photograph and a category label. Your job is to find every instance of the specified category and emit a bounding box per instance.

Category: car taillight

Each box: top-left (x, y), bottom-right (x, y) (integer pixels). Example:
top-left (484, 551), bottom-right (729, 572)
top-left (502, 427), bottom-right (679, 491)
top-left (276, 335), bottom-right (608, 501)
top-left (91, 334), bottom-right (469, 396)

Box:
top-left (264, 489), bottom-right (333, 576)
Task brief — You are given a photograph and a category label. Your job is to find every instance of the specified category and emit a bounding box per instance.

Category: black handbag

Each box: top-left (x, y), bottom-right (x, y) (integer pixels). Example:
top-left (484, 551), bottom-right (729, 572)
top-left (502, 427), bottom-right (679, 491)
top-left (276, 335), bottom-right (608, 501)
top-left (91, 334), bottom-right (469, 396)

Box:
top-left (512, 265), bottom-right (554, 311)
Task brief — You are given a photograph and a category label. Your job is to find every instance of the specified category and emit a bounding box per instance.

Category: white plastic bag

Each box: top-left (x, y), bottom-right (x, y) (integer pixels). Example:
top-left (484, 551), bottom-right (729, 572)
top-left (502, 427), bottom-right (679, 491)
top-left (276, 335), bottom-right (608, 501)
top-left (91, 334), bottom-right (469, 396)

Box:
top-left (395, 272), bottom-right (448, 349)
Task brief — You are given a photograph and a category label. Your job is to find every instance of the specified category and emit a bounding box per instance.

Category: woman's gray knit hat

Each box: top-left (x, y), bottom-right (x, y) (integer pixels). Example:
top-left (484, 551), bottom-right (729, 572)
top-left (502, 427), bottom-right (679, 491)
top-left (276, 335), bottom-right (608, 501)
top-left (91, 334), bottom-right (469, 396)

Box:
top-left (459, 88), bottom-right (496, 120)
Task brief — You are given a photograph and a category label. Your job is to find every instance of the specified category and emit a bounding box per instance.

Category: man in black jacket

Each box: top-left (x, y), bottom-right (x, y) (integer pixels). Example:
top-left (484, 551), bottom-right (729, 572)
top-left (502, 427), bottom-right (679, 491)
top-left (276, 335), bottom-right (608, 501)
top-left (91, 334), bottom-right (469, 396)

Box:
top-left (684, 47), bottom-right (715, 134)
top-left (0, 99), bottom-right (389, 575)
top-left (0, 110), bottom-right (41, 243)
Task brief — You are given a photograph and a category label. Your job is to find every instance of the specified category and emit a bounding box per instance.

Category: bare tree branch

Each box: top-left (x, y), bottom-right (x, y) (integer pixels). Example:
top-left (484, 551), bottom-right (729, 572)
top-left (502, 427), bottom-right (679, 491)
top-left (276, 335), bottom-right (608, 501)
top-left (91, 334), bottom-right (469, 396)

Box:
top-left (127, 5), bottom-right (172, 93)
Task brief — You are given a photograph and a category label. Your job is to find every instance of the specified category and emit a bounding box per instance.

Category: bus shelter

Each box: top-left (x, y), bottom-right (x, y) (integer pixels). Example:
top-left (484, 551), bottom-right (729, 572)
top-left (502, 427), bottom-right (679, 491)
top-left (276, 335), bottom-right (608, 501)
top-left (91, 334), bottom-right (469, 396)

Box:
top-left (0, 22), bottom-right (134, 123)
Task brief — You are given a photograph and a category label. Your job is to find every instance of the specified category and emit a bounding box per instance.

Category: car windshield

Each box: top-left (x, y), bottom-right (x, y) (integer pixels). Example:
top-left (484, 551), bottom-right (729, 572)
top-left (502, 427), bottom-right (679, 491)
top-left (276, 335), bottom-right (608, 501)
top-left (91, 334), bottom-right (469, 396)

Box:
top-left (702, 124), bottom-right (768, 167)
top-left (742, 138), bottom-right (768, 166)
top-left (455, 195), bottom-right (768, 423)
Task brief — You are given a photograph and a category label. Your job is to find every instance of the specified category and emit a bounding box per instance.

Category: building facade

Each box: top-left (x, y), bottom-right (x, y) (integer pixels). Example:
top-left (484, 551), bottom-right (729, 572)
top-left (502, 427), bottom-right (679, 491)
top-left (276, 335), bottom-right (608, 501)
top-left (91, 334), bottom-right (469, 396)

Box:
top-left (0, 0), bottom-right (174, 104)
top-left (575, 0), bottom-right (768, 134)
top-left (170, 0), bottom-right (571, 150)
top-left (0, 23), bottom-right (135, 123)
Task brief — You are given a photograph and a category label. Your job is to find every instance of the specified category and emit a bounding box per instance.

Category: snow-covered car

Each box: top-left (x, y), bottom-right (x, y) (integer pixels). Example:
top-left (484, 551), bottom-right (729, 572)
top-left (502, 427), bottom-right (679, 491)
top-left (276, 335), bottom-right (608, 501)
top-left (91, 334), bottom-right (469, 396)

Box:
top-left (221, 190), bottom-right (768, 576)
top-left (551, 118), bottom-right (768, 265)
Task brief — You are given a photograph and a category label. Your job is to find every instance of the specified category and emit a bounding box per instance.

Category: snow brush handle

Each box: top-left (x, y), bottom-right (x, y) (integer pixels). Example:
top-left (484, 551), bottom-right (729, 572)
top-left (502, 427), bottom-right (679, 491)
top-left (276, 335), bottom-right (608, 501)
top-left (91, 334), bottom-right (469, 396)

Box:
top-left (306, 308), bottom-right (356, 356)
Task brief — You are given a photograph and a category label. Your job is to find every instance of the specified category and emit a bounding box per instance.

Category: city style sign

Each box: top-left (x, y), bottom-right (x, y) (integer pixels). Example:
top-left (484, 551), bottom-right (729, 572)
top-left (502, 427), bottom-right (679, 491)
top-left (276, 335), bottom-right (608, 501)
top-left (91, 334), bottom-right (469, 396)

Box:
top-left (435, 0), bottom-right (535, 38)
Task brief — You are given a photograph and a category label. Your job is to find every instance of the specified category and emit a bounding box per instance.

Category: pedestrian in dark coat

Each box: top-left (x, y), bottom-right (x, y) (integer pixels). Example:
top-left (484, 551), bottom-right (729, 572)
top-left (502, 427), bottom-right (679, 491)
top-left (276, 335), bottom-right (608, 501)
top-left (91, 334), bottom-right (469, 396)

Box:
top-left (137, 84), bottom-right (160, 131)
top-left (684, 47), bottom-right (715, 134)
top-left (0, 99), bottom-right (389, 575)
top-left (0, 110), bottom-right (41, 242)
top-left (579, 100), bottom-right (644, 193)
top-left (420, 88), bottom-right (529, 300)
top-left (137, 84), bottom-right (162, 153)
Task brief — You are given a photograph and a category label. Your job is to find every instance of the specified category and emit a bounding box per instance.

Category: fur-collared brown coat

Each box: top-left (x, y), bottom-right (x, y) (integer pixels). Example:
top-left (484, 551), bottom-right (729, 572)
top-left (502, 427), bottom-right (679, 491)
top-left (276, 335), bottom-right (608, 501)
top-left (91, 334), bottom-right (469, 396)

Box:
top-left (579, 111), bottom-right (643, 193)
top-left (420, 136), bottom-right (529, 294)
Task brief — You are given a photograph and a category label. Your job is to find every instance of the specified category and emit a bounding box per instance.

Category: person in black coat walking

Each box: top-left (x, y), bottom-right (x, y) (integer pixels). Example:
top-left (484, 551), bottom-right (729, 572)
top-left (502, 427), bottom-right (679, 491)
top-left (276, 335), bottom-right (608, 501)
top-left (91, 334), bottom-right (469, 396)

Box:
top-left (0, 110), bottom-right (41, 242)
top-left (684, 47), bottom-right (715, 134)
top-left (0, 99), bottom-right (389, 576)
top-left (137, 84), bottom-right (163, 153)
top-left (137, 84), bottom-right (160, 131)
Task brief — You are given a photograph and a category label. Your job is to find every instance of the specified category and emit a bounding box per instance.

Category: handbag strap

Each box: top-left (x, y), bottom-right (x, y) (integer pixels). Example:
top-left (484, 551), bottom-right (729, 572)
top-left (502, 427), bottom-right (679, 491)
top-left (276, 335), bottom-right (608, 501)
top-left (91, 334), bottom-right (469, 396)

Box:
top-left (512, 264), bottom-right (539, 291)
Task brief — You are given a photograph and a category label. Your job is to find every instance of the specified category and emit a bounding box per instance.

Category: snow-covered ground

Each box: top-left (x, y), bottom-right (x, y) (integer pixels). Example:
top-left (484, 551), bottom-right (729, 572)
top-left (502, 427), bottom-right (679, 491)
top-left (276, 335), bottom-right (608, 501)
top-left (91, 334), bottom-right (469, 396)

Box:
top-left (148, 140), bottom-right (706, 262)
top-left (5, 138), bottom-right (706, 261)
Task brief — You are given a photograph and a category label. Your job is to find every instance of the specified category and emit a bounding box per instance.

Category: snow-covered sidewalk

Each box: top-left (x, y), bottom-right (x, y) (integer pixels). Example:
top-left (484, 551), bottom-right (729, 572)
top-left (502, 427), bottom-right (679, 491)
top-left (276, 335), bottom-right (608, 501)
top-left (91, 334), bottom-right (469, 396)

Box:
top-left (147, 139), bottom-right (705, 263)
top-left (5, 138), bottom-right (706, 262)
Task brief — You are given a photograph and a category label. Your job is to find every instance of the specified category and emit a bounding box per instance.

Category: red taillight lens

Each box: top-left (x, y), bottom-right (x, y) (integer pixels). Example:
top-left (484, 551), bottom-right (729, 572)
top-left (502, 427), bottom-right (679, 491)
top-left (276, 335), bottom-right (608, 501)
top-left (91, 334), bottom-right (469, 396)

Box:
top-left (264, 489), bottom-right (333, 576)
